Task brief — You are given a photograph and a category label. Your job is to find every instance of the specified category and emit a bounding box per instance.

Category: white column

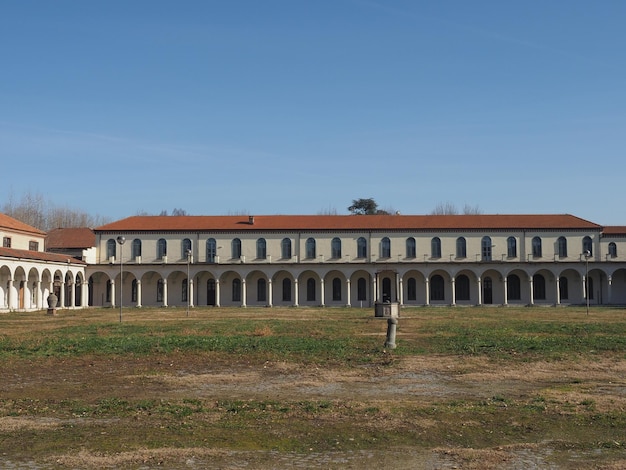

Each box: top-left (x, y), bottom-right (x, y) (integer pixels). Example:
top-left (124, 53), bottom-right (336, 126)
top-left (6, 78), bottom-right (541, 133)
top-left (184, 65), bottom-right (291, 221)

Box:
top-left (425, 278), bottom-right (430, 306)
top-left (372, 276), bottom-right (377, 303)
top-left (137, 280), bottom-right (143, 308)
top-left (451, 276), bottom-right (456, 306)
top-left (69, 279), bottom-right (76, 308)
top-left (608, 276), bottom-right (613, 304)
top-left (529, 276), bottom-right (534, 306)
top-left (556, 277), bottom-right (561, 305)
top-left (582, 275), bottom-right (587, 302)
top-left (242, 279), bottom-right (247, 307)
top-left (477, 276), bottom-right (482, 306)
top-left (81, 280), bottom-right (89, 307)
top-left (36, 281), bottom-right (43, 309)
top-left (503, 276), bottom-right (508, 306)
top-left (189, 279), bottom-right (194, 308)
top-left (294, 278), bottom-right (299, 307)
top-left (346, 279), bottom-right (351, 307)
top-left (163, 279), bottom-right (168, 307)
top-left (110, 280), bottom-right (116, 308)
top-left (7, 280), bottom-right (15, 309)
top-left (268, 279), bottom-right (273, 307)
top-left (60, 281), bottom-right (66, 309)
top-left (398, 277), bottom-right (404, 306)
top-left (320, 278), bottom-right (325, 306)
top-left (216, 280), bottom-right (221, 307)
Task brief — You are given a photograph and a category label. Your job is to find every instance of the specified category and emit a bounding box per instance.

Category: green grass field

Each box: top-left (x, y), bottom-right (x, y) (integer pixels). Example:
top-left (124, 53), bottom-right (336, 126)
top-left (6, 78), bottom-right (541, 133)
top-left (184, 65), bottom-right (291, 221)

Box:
top-left (0, 306), bottom-right (625, 469)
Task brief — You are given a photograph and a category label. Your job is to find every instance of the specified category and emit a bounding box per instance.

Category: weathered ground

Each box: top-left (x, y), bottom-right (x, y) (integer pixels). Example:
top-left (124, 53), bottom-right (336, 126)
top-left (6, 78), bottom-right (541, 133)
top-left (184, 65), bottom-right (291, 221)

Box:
top-left (0, 307), bottom-right (625, 469)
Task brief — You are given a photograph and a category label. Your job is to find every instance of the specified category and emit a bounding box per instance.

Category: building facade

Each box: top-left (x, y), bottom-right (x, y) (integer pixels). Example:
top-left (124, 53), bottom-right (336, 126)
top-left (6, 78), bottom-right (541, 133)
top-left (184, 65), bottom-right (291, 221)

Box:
top-left (3, 212), bottom-right (626, 312)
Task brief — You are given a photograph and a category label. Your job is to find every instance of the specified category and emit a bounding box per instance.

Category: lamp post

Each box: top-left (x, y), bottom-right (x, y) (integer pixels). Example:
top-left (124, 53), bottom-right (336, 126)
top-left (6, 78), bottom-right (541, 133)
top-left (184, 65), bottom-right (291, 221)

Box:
top-left (186, 249), bottom-right (191, 317)
top-left (584, 250), bottom-right (591, 315)
top-left (117, 236), bottom-right (126, 322)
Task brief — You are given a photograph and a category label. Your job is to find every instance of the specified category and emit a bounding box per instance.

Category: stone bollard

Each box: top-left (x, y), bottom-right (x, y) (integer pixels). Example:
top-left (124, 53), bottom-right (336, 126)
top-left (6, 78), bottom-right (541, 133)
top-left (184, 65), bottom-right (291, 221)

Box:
top-left (384, 317), bottom-right (398, 349)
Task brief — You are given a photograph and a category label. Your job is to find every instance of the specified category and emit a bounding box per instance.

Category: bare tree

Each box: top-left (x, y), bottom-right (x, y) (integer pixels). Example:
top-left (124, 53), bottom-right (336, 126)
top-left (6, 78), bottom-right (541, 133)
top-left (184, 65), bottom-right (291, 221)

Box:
top-left (431, 202), bottom-right (483, 215)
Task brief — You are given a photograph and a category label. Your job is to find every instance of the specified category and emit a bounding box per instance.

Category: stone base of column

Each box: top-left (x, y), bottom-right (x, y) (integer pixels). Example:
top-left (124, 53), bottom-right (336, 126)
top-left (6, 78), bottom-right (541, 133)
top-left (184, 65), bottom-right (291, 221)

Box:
top-left (46, 308), bottom-right (57, 316)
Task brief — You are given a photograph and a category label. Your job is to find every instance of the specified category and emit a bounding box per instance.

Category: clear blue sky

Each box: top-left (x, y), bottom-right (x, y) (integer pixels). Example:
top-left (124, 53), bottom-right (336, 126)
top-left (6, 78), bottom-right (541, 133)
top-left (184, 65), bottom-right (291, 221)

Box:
top-left (2, 1), bottom-right (625, 224)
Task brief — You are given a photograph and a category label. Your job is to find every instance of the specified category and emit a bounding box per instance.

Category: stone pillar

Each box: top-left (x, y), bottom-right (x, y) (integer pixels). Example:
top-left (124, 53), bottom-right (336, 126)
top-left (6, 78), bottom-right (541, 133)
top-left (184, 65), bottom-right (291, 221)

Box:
top-left (59, 281), bottom-right (66, 309)
top-left (320, 278), bottom-right (325, 307)
top-left (503, 276), bottom-right (508, 306)
top-left (582, 276), bottom-right (587, 302)
top-left (424, 277), bottom-right (430, 306)
top-left (137, 280), bottom-right (143, 307)
top-left (268, 279), bottom-right (273, 307)
top-left (294, 278), bottom-right (299, 307)
top-left (556, 277), bottom-right (561, 305)
top-left (36, 281), bottom-right (43, 310)
top-left (398, 277), bottom-right (404, 306)
top-left (477, 276), bottom-right (482, 306)
top-left (163, 279), bottom-right (168, 307)
top-left (451, 276), bottom-right (456, 306)
top-left (529, 276), bottom-right (534, 306)
top-left (189, 279), bottom-right (194, 308)
top-left (242, 279), bottom-right (247, 307)
top-left (216, 280), bottom-right (221, 307)
top-left (385, 317), bottom-right (398, 350)
top-left (346, 279), bottom-right (351, 307)
top-left (69, 279), bottom-right (76, 309)
top-left (608, 276), bottom-right (613, 304)
top-left (111, 280), bottom-right (116, 308)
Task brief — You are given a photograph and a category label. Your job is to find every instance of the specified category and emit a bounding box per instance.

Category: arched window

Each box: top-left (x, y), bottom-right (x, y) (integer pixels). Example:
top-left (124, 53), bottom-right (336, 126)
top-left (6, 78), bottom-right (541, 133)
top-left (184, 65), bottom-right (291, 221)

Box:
top-left (532, 236), bottom-right (542, 258)
top-left (456, 237), bottom-right (466, 258)
top-left (256, 238), bottom-right (266, 259)
top-left (357, 277), bottom-right (367, 301)
top-left (381, 237), bottom-right (391, 258)
top-left (582, 236), bottom-right (593, 256)
top-left (106, 239), bottom-right (116, 259)
top-left (182, 278), bottom-right (188, 302)
top-left (306, 238), bottom-right (316, 259)
top-left (357, 237), bottom-right (367, 258)
top-left (232, 278), bottom-right (241, 302)
top-left (557, 236), bottom-right (568, 258)
top-left (307, 278), bottom-right (316, 301)
top-left (559, 276), bottom-right (568, 300)
top-left (481, 236), bottom-right (492, 261)
top-left (206, 238), bottom-right (217, 263)
top-left (182, 238), bottom-right (192, 258)
top-left (232, 238), bottom-right (241, 259)
top-left (157, 239), bottom-right (167, 259)
top-left (609, 242), bottom-right (617, 258)
top-left (507, 274), bottom-right (521, 300)
top-left (430, 275), bottom-right (444, 301)
top-left (331, 237), bottom-right (342, 259)
top-left (507, 236), bottom-right (517, 258)
top-left (282, 278), bottom-right (292, 302)
top-left (257, 279), bottom-right (266, 302)
top-left (533, 274), bottom-right (546, 300)
top-left (407, 278), bottom-right (417, 301)
top-left (281, 238), bottom-right (292, 259)
top-left (332, 277), bottom-right (342, 301)
top-left (431, 237), bottom-right (441, 259)
top-left (456, 275), bottom-right (470, 300)
top-left (132, 239), bottom-right (142, 260)
top-left (406, 237), bottom-right (416, 258)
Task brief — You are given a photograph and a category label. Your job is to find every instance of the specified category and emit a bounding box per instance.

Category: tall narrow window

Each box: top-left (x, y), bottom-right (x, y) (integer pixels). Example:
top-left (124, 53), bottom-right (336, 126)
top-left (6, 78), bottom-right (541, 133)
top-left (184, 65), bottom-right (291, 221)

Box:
top-left (582, 236), bottom-right (593, 256)
top-left (357, 237), bottom-right (367, 258)
top-left (557, 236), bottom-right (567, 258)
top-left (407, 278), bottom-right (417, 301)
top-left (182, 238), bottom-right (192, 258)
top-left (232, 238), bottom-right (241, 259)
top-left (456, 237), bottom-right (466, 258)
top-left (507, 274), bottom-right (521, 300)
top-left (331, 237), bottom-right (342, 259)
top-left (533, 274), bottom-right (546, 300)
top-left (430, 275), bottom-right (444, 301)
top-left (481, 236), bottom-right (492, 261)
top-left (182, 279), bottom-right (188, 302)
top-left (357, 277), bottom-right (367, 301)
top-left (131, 279), bottom-right (138, 302)
top-left (281, 238), bottom-right (292, 259)
top-left (206, 238), bottom-right (217, 263)
top-left (332, 277), bottom-right (342, 301)
top-left (232, 278), bottom-right (241, 302)
top-left (257, 279), bottom-right (266, 302)
top-left (609, 242), bottom-right (617, 258)
top-left (559, 276), bottom-right (569, 300)
top-left (307, 278), bottom-right (316, 301)
top-left (157, 279), bottom-right (164, 302)
top-left (431, 237), bottom-right (441, 259)
top-left (507, 236), bottom-right (517, 258)
top-left (3, 237), bottom-right (11, 248)
top-left (132, 239), bottom-right (142, 259)
top-left (256, 238), bottom-right (266, 259)
top-left (532, 237), bottom-right (542, 258)
top-left (106, 239), bottom-right (116, 259)
top-left (406, 237), bottom-right (416, 258)
top-left (157, 239), bottom-right (167, 259)
top-left (381, 237), bottom-right (391, 258)
top-left (456, 275), bottom-right (470, 300)
top-left (282, 278), bottom-right (292, 302)
top-left (306, 238), bottom-right (316, 259)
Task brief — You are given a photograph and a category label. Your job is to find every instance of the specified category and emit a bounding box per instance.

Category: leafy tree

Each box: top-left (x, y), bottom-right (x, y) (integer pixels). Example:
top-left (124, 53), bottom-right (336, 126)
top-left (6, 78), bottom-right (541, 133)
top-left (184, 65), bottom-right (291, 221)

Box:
top-left (348, 198), bottom-right (391, 215)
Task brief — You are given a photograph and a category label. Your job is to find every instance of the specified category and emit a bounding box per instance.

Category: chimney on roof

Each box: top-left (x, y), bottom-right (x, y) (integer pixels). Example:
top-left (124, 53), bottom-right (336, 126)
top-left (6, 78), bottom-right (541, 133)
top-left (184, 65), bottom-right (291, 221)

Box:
top-left (249, 215), bottom-right (255, 225)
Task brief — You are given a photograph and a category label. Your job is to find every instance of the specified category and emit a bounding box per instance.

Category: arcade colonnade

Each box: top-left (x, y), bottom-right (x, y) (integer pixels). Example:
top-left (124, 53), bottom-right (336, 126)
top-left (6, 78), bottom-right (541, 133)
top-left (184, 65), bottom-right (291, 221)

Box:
top-left (87, 262), bottom-right (626, 309)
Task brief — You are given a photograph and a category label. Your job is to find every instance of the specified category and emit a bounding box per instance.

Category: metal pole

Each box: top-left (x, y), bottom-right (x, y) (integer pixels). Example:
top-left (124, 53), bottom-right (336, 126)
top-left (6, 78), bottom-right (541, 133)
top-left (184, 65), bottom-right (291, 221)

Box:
top-left (117, 236), bottom-right (126, 322)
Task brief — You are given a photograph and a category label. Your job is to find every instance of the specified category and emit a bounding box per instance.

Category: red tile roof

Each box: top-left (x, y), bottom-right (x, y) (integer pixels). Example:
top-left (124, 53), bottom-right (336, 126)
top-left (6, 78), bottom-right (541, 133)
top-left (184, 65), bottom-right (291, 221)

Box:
top-left (46, 227), bottom-right (96, 249)
top-left (95, 214), bottom-right (602, 232)
top-left (0, 213), bottom-right (45, 236)
top-left (602, 226), bottom-right (626, 236)
top-left (0, 247), bottom-right (86, 264)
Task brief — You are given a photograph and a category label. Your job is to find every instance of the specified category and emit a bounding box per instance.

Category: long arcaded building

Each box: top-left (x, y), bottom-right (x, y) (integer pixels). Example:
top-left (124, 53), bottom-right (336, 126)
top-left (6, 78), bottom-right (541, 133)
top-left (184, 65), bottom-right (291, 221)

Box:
top-left (2, 212), bottom-right (626, 311)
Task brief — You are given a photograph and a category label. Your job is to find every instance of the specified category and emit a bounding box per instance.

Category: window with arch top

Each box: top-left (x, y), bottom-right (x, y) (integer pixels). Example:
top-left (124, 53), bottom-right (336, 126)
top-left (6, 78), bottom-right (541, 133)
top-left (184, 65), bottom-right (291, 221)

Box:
top-left (331, 237), bottom-right (342, 258)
